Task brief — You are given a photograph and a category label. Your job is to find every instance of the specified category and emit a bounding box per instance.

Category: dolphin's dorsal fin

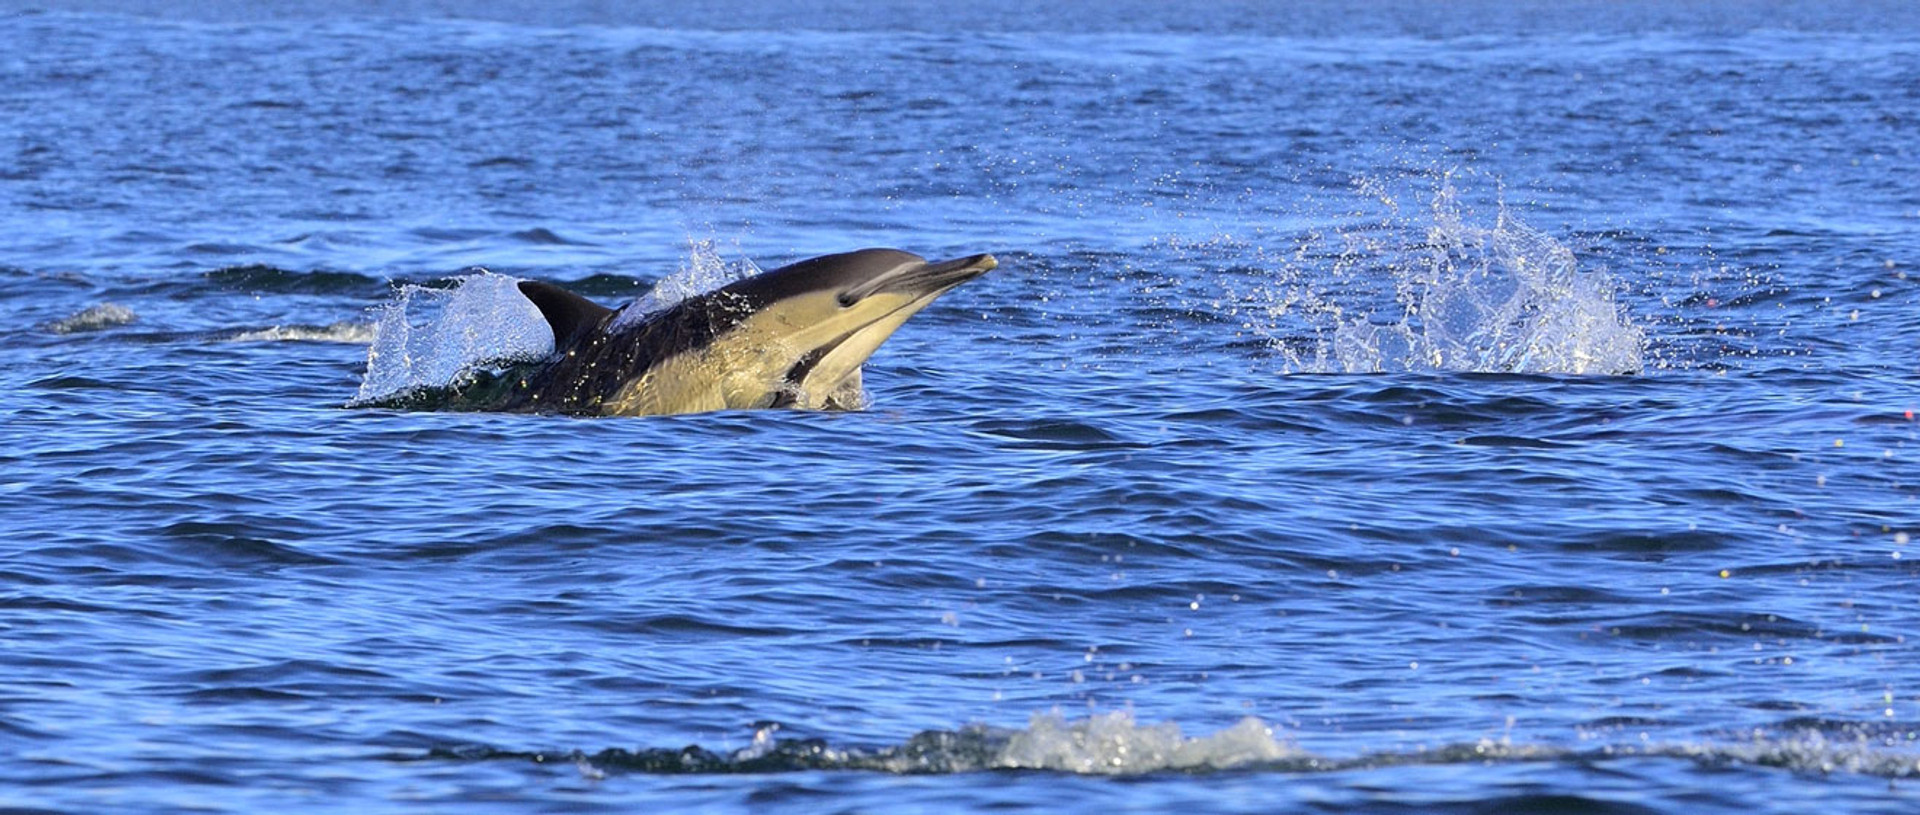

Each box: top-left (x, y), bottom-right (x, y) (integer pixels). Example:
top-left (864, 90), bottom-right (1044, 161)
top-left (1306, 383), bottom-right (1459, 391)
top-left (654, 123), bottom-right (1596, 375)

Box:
top-left (518, 280), bottom-right (614, 348)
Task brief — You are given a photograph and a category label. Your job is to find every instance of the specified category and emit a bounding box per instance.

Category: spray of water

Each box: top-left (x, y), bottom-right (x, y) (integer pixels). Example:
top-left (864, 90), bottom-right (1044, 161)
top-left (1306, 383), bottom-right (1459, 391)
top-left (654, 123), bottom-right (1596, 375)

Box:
top-left (1251, 172), bottom-right (1646, 375)
top-left (443, 711), bottom-right (1920, 780)
top-left (994, 711), bottom-right (1297, 773)
top-left (230, 322), bottom-right (376, 344)
top-left (45, 303), bottom-right (138, 334)
top-left (608, 239), bottom-right (762, 332)
top-left (349, 270), bottom-right (551, 407)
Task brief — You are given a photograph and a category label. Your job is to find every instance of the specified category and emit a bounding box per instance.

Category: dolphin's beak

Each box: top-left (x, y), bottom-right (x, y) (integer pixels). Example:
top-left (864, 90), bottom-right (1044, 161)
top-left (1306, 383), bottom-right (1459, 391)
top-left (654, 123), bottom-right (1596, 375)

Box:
top-left (866, 253), bottom-right (998, 300)
top-left (924, 253), bottom-right (998, 281)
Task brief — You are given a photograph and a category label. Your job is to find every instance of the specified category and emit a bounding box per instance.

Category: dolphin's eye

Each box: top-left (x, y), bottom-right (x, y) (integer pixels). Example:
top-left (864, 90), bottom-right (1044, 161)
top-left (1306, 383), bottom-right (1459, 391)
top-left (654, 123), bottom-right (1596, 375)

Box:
top-left (837, 292), bottom-right (858, 308)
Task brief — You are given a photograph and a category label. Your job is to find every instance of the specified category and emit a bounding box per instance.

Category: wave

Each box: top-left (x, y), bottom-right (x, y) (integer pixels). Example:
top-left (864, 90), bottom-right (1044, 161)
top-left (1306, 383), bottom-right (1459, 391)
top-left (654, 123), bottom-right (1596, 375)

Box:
top-left (506, 226), bottom-right (594, 246)
top-left (110, 264), bottom-right (392, 299)
top-left (1, 265), bottom-right (94, 300)
top-left (413, 711), bottom-right (1920, 780)
top-left (201, 263), bottom-right (388, 295)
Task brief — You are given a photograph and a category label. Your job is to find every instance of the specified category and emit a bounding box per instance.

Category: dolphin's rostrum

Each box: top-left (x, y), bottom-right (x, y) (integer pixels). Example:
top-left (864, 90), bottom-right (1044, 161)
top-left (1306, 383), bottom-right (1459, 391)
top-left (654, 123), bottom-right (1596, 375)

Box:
top-left (487, 248), bottom-right (996, 416)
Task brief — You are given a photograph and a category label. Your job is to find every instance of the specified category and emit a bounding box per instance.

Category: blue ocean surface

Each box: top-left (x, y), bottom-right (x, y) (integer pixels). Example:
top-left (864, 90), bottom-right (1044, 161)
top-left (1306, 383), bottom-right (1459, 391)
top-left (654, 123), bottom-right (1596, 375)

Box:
top-left (3, 1), bottom-right (1919, 811)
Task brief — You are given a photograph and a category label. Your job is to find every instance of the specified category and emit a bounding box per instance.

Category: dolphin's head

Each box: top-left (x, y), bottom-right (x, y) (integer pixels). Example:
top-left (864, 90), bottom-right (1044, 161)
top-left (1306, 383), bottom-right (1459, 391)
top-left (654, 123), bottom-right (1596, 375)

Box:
top-left (718, 248), bottom-right (998, 408)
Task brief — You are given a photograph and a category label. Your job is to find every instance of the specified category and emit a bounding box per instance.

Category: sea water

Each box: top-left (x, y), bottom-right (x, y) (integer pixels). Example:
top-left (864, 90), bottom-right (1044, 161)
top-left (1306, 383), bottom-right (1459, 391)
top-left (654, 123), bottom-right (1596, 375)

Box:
top-left (2, 1), bottom-right (1918, 811)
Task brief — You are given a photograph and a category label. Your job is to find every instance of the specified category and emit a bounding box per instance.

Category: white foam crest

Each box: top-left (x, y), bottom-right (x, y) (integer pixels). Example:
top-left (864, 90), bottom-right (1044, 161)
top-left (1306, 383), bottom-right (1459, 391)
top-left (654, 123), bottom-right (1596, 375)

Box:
top-left (46, 303), bottom-right (137, 334)
top-left (230, 321), bottom-right (375, 344)
top-left (522, 716), bottom-right (1920, 781)
top-left (349, 270), bottom-right (550, 406)
top-left (992, 711), bottom-right (1297, 773)
top-left (1658, 729), bottom-right (1920, 777)
top-left (1261, 173), bottom-right (1645, 375)
top-left (609, 239), bottom-right (762, 332)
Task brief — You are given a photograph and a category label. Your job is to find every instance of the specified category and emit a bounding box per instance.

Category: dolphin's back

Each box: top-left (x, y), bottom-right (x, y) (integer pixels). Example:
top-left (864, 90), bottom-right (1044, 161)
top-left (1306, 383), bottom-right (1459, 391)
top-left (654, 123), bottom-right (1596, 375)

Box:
top-left (492, 289), bottom-right (762, 415)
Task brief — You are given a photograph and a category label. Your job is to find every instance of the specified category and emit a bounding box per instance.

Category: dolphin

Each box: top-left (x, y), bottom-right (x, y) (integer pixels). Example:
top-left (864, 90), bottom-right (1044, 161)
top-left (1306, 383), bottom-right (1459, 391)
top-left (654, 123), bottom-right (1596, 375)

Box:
top-left (486, 248), bottom-right (996, 416)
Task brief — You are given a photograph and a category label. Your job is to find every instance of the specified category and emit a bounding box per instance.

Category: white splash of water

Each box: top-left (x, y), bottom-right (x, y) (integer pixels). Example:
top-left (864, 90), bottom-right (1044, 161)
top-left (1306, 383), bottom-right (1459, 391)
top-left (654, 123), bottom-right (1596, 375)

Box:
top-left (349, 270), bottom-right (551, 406)
top-left (993, 711), bottom-right (1296, 773)
top-left (528, 715), bottom-right (1920, 780)
top-left (230, 321), bottom-right (375, 344)
top-left (45, 303), bottom-right (137, 334)
top-left (1259, 173), bottom-right (1645, 375)
top-left (609, 239), bottom-right (761, 332)
top-left (1662, 728), bottom-right (1920, 777)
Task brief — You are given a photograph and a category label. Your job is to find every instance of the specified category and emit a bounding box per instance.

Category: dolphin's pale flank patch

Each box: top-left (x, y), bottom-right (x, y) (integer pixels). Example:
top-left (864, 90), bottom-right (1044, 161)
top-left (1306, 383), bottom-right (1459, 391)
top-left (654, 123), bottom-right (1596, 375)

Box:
top-left (484, 248), bottom-right (996, 417)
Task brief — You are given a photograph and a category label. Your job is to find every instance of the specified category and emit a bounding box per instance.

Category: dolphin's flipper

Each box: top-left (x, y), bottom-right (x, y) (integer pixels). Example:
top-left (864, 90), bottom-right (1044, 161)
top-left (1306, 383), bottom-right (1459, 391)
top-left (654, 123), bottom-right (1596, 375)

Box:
top-left (518, 280), bottom-right (614, 348)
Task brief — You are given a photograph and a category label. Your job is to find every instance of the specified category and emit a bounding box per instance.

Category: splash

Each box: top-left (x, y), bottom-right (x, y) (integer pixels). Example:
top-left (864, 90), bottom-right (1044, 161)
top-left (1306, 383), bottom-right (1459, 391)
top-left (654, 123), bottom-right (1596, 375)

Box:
top-left (348, 270), bottom-right (551, 407)
top-left (608, 239), bottom-right (762, 332)
top-left (994, 711), bottom-right (1296, 773)
top-left (427, 712), bottom-right (1298, 776)
top-left (1257, 173), bottom-right (1645, 375)
top-left (229, 321), bottom-right (375, 344)
top-left (45, 303), bottom-right (137, 334)
top-left (424, 713), bottom-right (1920, 780)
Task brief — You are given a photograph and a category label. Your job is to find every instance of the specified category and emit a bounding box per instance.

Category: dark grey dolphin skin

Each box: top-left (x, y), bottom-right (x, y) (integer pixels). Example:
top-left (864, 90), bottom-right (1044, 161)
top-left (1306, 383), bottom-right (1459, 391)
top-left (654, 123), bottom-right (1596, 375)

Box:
top-left (488, 248), bottom-right (997, 416)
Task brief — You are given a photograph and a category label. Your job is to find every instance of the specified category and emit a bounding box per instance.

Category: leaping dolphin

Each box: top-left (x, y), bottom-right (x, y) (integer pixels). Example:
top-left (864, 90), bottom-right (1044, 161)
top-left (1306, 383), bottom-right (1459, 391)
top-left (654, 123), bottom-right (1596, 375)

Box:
top-left (486, 248), bottom-right (996, 416)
